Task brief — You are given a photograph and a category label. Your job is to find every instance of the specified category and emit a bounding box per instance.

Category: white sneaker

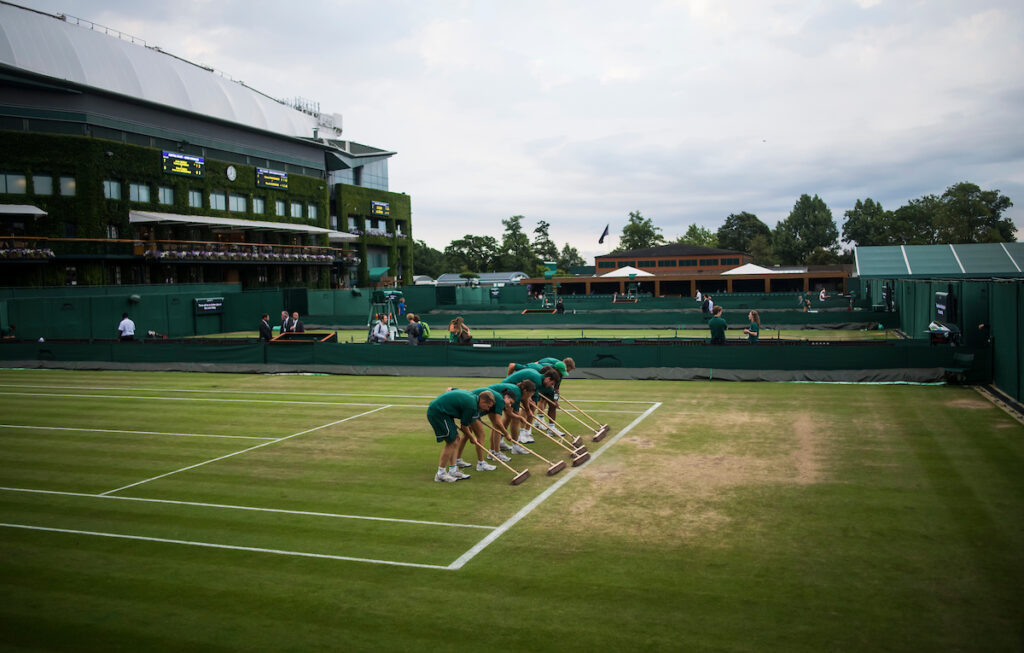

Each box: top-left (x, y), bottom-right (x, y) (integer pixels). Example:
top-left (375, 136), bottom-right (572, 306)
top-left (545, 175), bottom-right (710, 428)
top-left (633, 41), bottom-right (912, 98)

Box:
top-left (434, 471), bottom-right (457, 483)
top-left (518, 433), bottom-right (535, 444)
top-left (455, 458), bottom-right (472, 468)
top-left (548, 425), bottom-right (564, 436)
top-left (476, 460), bottom-right (496, 471)
top-left (488, 450), bottom-right (511, 463)
top-left (499, 439), bottom-right (513, 452)
top-left (511, 443), bottom-right (530, 455)
top-left (450, 469), bottom-right (471, 481)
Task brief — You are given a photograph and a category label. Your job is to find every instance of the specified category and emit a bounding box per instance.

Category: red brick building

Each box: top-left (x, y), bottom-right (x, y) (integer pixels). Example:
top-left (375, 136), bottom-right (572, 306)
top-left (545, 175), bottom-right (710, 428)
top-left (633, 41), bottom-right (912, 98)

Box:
top-left (595, 243), bottom-right (752, 275)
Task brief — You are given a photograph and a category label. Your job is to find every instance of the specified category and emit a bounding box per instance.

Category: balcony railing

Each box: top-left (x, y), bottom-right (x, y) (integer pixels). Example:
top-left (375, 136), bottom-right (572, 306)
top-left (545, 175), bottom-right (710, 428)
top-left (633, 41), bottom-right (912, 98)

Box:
top-left (0, 236), bottom-right (360, 265)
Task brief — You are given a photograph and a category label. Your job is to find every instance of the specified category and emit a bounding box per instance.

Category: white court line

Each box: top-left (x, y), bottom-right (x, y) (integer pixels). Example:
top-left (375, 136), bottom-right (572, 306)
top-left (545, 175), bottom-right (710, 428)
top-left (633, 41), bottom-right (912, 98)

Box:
top-left (99, 406), bottom-right (391, 496)
top-left (0, 424), bottom-right (274, 441)
top-left (0, 391), bottom-right (389, 408)
top-left (0, 383), bottom-right (657, 404)
top-left (447, 401), bottom-right (662, 570)
top-left (0, 523), bottom-right (449, 570)
top-left (0, 486), bottom-right (493, 530)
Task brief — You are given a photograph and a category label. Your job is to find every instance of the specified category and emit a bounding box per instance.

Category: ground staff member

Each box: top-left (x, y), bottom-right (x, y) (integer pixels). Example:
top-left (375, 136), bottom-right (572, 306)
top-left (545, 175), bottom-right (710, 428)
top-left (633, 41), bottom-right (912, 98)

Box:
top-left (117, 313), bottom-right (135, 341)
top-left (708, 305), bottom-right (727, 345)
top-left (743, 310), bottom-right (760, 343)
top-left (502, 367), bottom-right (560, 443)
top-left (427, 389), bottom-right (494, 483)
top-left (506, 357), bottom-right (574, 379)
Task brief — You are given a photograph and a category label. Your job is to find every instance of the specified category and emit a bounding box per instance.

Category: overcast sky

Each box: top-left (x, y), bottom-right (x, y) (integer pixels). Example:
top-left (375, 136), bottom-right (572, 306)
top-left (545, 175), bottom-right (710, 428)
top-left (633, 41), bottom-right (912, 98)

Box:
top-left (15, 0), bottom-right (1024, 260)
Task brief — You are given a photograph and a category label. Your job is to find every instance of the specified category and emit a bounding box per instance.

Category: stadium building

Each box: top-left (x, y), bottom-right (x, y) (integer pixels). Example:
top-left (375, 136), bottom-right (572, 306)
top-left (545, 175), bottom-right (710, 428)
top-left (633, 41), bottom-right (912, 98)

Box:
top-left (0, 1), bottom-right (412, 289)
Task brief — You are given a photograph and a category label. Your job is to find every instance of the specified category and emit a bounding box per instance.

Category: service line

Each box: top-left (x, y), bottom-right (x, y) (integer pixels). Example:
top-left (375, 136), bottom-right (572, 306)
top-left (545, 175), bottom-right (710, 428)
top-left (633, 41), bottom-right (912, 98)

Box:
top-left (98, 406), bottom-right (391, 496)
top-left (447, 401), bottom-right (662, 570)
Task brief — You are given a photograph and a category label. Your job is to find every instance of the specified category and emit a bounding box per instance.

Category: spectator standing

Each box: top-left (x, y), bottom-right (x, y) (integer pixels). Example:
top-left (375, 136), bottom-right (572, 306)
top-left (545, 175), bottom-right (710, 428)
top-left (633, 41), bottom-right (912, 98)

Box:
top-left (117, 313), bottom-right (135, 341)
top-left (743, 310), bottom-right (760, 343)
top-left (290, 311), bottom-right (305, 333)
top-left (405, 313), bottom-right (424, 345)
top-left (449, 316), bottom-right (473, 344)
top-left (280, 310), bottom-right (293, 333)
top-left (370, 315), bottom-right (389, 343)
top-left (397, 297), bottom-right (406, 316)
top-left (555, 298), bottom-right (565, 315)
top-left (708, 305), bottom-right (727, 345)
top-left (258, 313), bottom-right (273, 341)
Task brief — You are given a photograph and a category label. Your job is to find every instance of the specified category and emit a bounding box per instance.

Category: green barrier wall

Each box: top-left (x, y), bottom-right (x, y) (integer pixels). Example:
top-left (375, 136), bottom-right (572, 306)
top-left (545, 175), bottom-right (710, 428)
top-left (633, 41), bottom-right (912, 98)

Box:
top-left (0, 283), bottom-right (240, 300)
top-left (420, 309), bottom-right (894, 328)
top-left (0, 339), bottom-right (991, 384)
top-left (989, 281), bottom-right (1023, 401)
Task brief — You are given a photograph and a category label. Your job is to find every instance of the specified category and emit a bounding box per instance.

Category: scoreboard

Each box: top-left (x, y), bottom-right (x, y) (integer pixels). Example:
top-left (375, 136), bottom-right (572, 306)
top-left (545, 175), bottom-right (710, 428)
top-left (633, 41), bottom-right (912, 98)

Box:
top-left (256, 167), bottom-right (288, 190)
top-left (371, 201), bottom-right (390, 216)
top-left (162, 151), bottom-right (204, 177)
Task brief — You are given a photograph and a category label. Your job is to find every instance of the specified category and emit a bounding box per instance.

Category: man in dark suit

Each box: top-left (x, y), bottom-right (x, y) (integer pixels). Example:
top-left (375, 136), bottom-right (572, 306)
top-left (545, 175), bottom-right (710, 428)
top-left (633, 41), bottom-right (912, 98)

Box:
top-left (258, 314), bottom-right (273, 341)
top-left (280, 310), bottom-right (293, 333)
top-left (291, 311), bottom-right (305, 333)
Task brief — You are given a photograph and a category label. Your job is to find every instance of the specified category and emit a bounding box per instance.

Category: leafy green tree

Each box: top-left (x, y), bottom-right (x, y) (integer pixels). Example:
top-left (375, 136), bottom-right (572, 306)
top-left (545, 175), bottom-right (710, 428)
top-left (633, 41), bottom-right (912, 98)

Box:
top-left (675, 224), bottom-right (718, 248)
top-left (412, 239), bottom-right (445, 278)
top-left (717, 212), bottom-right (770, 252)
top-left (532, 220), bottom-right (560, 262)
top-left (556, 243), bottom-right (585, 271)
top-left (498, 215), bottom-right (542, 273)
top-left (773, 194), bottom-right (839, 265)
top-left (443, 234), bottom-right (500, 273)
top-left (748, 233), bottom-right (776, 266)
top-left (935, 182), bottom-right (1015, 243)
top-left (614, 210), bottom-right (665, 252)
top-left (806, 247), bottom-right (840, 265)
top-left (891, 195), bottom-right (942, 245)
top-left (842, 199), bottom-right (894, 246)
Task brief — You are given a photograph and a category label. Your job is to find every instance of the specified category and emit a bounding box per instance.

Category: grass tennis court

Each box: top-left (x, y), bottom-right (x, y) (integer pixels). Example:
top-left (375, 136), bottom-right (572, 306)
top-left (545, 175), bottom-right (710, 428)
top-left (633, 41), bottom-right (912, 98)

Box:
top-left (1, 369), bottom-right (1021, 651)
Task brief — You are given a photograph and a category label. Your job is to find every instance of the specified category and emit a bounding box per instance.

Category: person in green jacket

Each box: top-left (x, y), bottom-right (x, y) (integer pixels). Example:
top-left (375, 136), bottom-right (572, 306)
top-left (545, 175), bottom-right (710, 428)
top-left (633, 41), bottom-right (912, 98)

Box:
top-left (743, 310), bottom-right (761, 343)
top-left (427, 389), bottom-right (494, 483)
top-left (708, 305), bottom-right (727, 345)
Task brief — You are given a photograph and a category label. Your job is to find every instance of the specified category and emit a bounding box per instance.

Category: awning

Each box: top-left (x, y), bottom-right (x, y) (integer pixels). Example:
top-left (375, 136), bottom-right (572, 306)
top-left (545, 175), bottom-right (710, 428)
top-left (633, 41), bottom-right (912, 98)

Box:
top-left (600, 265), bottom-right (654, 277)
top-left (0, 204), bottom-right (47, 217)
top-left (368, 266), bottom-right (390, 281)
top-left (130, 210), bottom-right (355, 240)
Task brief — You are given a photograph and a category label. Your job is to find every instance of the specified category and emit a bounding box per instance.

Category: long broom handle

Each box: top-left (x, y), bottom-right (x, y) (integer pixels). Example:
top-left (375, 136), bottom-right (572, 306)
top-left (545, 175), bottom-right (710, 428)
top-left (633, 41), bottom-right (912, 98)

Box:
top-left (483, 422), bottom-right (560, 467)
top-left (463, 428), bottom-right (525, 476)
top-left (527, 398), bottom-right (579, 448)
top-left (558, 395), bottom-right (604, 429)
top-left (540, 393), bottom-right (598, 433)
top-left (537, 395), bottom-right (585, 437)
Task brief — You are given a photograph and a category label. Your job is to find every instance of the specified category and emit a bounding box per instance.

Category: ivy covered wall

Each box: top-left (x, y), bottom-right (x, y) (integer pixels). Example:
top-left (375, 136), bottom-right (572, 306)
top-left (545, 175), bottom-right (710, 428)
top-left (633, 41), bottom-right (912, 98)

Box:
top-left (335, 183), bottom-right (413, 286)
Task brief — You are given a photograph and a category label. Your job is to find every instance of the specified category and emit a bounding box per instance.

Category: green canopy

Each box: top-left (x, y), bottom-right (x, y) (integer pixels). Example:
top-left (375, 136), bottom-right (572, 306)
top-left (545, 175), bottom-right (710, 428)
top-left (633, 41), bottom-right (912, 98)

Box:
top-left (368, 266), bottom-right (390, 281)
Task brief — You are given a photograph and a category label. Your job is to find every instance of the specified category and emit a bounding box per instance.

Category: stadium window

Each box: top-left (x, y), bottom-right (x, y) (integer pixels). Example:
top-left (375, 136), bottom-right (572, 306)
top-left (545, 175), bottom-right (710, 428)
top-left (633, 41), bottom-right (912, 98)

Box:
top-left (106, 224), bottom-right (119, 239)
top-left (103, 180), bottom-right (122, 200)
top-left (597, 261), bottom-right (616, 269)
top-left (680, 259), bottom-right (697, 267)
top-left (59, 176), bottom-right (76, 196)
top-left (698, 259), bottom-right (719, 266)
top-left (158, 187), bottom-right (174, 205)
top-left (617, 261), bottom-right (636, 268)
top-left (129, 183), bottom-right (150, 203)
top-left (721, 257), bottom-right (740, 265)
top-left (1, 173), bottom-right (26, 194)
top-left (228, 194), bottom-right (246, 213)
top-left (253, 197), bottom-right (265, 215)
top-left (209, 191), bottom-right (226, 211)
top-left (638, 260), bottom-right (657, 268)
top-left (33, 174), bottom-right (53, 195)
top-left (657, 260), bottom-right (677, 267)
top-left (307, 204), bottom-right (317, 221)
top-left (276, 200), bottom-right (286, 217)
top-left (290, 201), bottom-right (303, 218)
top-left (188, 189), bottom-right (202, 208)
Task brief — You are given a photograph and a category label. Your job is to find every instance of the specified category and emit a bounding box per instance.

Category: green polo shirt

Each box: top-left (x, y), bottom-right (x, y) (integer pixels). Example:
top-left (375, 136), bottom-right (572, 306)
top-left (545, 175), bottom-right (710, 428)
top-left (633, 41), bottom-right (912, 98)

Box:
top-left (427, 389), bottom-right (482, 425)
top-left (709, 316), bottom-right (727, 341)
top-left (471, 383), bottom-right (521, 415)
top-left (503, 368), bottom-right (555, 402)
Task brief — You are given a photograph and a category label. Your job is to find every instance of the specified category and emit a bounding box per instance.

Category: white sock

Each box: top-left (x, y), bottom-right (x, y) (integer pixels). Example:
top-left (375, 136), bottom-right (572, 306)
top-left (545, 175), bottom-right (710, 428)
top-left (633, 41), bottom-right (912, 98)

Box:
top-left (437, 466), bottom-right (445, 475)
top-left (448, 465), bottom-right (457, 474)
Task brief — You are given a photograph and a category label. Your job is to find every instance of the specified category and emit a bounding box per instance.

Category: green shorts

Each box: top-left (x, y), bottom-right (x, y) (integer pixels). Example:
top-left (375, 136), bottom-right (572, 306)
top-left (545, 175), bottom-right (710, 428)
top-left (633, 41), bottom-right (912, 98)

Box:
top-left (427, 409), bottom-right (459, 443)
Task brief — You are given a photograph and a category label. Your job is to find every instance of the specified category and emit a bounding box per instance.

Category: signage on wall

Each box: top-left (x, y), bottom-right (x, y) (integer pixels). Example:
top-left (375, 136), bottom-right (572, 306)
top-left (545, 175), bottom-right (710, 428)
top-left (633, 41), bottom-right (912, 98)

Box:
top-left (371, 201), bottom-right (390, 216)
top-left (162, 151), bottom-right (205, 177)
top-left (194, 297), bottom-right (224, 315)
top-left (256, 167), bottom-right (289, 190)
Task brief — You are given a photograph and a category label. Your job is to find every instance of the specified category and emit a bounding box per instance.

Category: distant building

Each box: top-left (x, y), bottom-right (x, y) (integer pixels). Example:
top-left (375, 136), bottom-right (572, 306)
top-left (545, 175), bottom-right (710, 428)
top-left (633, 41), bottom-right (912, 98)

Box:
top-left (0, 3), bottom-right (410, 289)
top-left (435, 272), bottom-right (528, 286)
top-left (595, 243), bottom-right (752, 275)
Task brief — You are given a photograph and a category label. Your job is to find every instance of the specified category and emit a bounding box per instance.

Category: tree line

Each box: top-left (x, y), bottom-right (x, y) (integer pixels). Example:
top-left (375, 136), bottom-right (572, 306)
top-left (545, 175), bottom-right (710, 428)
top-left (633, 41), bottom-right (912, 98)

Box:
top-left (630, 181), bottom-right (1014, 266)
top-left (413, 181), bottom-right (1014, 276)
top-left (413, 216), bottom-right (586, 279)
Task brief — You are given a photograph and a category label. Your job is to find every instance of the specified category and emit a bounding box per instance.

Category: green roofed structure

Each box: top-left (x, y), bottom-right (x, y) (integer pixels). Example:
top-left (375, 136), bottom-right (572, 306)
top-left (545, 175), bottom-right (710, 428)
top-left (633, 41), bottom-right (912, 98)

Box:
top-left (855, 243), bottom-right (1024, 279)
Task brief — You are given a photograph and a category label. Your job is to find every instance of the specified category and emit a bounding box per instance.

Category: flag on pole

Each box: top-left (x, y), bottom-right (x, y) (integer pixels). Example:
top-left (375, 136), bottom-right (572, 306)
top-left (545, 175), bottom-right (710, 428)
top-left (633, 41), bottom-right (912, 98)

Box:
top-left (598, 224), bottom-right (610, 244)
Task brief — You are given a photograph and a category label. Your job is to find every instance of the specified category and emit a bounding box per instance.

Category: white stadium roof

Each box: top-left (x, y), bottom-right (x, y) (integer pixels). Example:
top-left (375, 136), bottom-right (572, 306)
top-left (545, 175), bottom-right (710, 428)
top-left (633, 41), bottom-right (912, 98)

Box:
top-left (0, 3), bottom-right (324, 139)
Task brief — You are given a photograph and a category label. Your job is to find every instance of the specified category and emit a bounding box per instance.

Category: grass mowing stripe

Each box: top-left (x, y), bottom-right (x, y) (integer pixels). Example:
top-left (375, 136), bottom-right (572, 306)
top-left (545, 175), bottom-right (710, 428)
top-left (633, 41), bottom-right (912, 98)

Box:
top-left (0, 424), bottom-right (274, 441)
top-left (0, 522), bottom-right (451, 570)
top-left (447, 401), bottom-right (662, 570)
top-left (98, 406), bottom-right (391, 496)
top-left (0, 486), bottom-right (494, 530)
top-left (0, 391), bottom-right (395, 408)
